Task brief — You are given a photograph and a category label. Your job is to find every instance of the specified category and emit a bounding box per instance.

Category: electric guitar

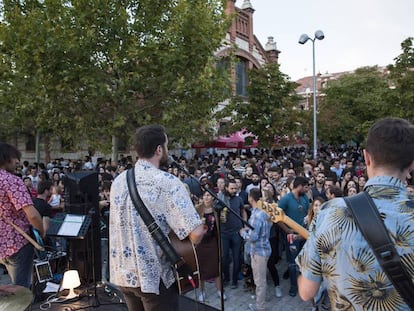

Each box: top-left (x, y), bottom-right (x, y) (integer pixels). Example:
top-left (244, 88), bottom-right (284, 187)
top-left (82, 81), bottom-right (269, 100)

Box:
top-left (257, 200), bottom-right (309, 240)
top-left (169, 232), bottom-right (200, 295)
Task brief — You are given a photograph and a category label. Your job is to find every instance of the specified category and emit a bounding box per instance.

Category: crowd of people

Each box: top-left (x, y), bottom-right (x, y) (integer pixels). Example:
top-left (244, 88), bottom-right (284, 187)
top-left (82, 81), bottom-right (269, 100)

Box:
top-left (1, 118), bottom-right (413, 311)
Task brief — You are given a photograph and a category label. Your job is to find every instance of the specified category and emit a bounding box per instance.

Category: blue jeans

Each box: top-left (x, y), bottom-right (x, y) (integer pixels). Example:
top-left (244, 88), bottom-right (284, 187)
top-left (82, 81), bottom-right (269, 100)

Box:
top-left (0, 243), bottom-right (34, 288)
top-left (221, 231), bottom-right (242, 285)
top-left (286, 238), bottom-right (304, 289)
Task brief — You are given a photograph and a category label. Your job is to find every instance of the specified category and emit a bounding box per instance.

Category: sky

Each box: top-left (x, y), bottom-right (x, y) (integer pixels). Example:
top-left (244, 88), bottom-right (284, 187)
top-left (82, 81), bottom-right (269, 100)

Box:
top-left (248, 0), bottom-right (414, 81)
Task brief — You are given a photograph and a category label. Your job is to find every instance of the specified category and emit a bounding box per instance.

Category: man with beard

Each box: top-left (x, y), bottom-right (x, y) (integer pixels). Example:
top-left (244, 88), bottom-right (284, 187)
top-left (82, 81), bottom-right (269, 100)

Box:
top-left (297, 118), bottom-right (414, 310)
top-left (0, 143), bottom-right (44, 288)
top-left (245, 172), bottom-right (260, 195)
top-left (278, 176), bottom-right (310, 297)
top-left (109, 125), bottom-right (206, 311)
top-left (311, 172), bottom-right (327, 201)
top-left (218, 179), bottom-right (247, 289)
top-left (241, 166), bottom-right (254, 190)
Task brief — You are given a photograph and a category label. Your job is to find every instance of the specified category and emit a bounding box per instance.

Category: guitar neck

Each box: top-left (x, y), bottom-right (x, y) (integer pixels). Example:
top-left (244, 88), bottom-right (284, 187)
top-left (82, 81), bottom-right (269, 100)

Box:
top-left (281, 216), bottom-right (309, 240)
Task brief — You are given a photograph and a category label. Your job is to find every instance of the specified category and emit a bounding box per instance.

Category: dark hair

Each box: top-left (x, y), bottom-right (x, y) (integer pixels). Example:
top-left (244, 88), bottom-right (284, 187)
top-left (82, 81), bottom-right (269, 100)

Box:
top-left (327, 185), bottom-right (343, 198)
top-left (37, 180), bottom-right (53, 195)
top-left (365, 118), bottom-right (414, 171)
top-left (134, 125), bottom-right (167, 158)
top-left (293, 176), bottom-right (309, 188)
top-left (249, 187), bottom-right (261, 202)
top-left (0, 142), bottom-right (21, 166)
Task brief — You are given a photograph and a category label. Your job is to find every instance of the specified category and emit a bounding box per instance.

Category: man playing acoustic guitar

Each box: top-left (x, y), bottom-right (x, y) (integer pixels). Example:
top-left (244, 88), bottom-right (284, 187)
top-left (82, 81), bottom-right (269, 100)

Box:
top-left (109, 125), bottom-right (206, 311)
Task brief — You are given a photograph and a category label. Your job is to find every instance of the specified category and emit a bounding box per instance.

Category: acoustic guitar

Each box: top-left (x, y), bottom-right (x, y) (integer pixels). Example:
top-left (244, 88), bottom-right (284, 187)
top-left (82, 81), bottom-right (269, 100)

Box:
top-left (169, 232), bottom-right (200, 295)
top-left (257, 200), bottom-right (309, 240)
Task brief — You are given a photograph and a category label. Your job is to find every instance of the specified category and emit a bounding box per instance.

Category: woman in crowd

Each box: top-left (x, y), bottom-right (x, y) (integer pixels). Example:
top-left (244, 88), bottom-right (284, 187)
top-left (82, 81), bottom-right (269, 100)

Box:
top-left (195, 190), bottom-right (226, 302)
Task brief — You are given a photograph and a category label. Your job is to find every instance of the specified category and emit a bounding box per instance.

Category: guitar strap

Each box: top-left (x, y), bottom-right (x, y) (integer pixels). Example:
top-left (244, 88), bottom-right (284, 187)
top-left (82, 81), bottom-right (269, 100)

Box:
top-left (126, 168), bottom-right (193, 279)
top-left (344, 191), bottom-right (414, 309)
top-left (0, 214), bottom-right (44, 252)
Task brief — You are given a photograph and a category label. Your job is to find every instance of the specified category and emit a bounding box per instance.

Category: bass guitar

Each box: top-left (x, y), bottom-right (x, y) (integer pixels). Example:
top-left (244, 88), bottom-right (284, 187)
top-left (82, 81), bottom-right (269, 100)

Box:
top-left (169, 232), bottom-right (200, 295)
top-left (257, 200), bottom-right (309, 240)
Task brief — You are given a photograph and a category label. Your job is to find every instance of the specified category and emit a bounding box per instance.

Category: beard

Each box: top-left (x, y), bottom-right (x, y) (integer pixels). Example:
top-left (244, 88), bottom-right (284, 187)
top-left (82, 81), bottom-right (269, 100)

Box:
top-left (159, 146), bottom-right (169, 169)
top-left (252, 181), bottom-right (259, 186)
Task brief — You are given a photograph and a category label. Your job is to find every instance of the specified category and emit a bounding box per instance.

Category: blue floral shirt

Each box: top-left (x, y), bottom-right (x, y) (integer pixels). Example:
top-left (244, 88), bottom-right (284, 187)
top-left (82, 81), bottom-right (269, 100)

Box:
top-left (297, 176), bottom-right (414, 310)
top-left (109, 160), bottom-right (202, 294)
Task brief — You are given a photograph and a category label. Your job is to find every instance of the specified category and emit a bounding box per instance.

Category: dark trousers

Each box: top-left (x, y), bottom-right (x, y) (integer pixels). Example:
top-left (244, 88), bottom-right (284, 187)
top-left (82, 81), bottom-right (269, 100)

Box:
top-left (267, 236), bottom-right (280, 287)
top-left (119, 281), bottom-right (178, 311)
top-left (221, 231), bottom-right (242, 285)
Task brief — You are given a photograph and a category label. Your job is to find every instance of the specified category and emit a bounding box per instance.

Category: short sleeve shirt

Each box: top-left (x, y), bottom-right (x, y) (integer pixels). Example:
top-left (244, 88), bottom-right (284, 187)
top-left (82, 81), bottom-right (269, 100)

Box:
top-left (109, 160), bottom-right (202, 294)
top-left (0, 169), bottom-right (33, 259)
top-left (296, 176), bottom-right (414, 310)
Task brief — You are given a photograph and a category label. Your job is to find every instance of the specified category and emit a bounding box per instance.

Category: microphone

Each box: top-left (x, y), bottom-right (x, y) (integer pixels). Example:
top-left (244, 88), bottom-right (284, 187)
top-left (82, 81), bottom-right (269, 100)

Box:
top-left (168, 156), bottom-right (190, 176)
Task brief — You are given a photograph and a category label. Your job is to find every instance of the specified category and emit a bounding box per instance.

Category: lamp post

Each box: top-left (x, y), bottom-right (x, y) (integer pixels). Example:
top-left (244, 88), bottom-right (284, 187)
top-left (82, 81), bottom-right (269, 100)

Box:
top-left (299, 30), bottom-right (324, 161)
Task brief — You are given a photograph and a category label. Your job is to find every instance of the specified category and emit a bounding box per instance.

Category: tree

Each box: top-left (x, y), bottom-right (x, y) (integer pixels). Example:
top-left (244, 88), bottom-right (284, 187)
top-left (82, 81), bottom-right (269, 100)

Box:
top-left (318, 66), bottom-right (392, 145)
top-left (217, 62), bottom-right (302, 147)
top-left (0, 0), bottom-right (231, 160)
top-left (387, 37), bottom-right (414, 123)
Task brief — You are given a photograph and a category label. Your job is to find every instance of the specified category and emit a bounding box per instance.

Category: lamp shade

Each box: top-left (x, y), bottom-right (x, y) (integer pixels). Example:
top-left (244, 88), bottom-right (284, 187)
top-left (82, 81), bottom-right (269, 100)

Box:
top-left (61, 270), bottom-right (81, 299)
top-left (62, 270), bottom-right (81, 289)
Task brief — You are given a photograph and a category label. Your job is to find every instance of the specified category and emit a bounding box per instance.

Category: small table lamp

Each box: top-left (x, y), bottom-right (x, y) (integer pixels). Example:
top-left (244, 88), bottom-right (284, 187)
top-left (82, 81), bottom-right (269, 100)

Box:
top-left (61, 270), bottom-right (81, 299)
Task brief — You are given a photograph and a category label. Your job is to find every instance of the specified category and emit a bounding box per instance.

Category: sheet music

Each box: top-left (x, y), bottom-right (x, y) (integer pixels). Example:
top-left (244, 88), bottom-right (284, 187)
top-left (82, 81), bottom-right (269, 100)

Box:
top-left (57, 214), bottom-right (85, 236)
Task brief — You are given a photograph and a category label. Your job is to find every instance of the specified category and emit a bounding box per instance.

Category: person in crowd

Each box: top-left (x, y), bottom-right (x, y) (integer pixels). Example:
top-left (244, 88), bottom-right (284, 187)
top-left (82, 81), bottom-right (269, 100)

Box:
top-left (345, 185), bottom-right (358, 196)
top-left (0, 142), bottom-right (44, 288)
top-left (297, 118), bottom-right (414, 310)
top-left (261, 183), bottom-right (283, 299)
top-left (278, 176), bottom-right (310, 297)
top-left (218, 179), bottom-right (246, 289)
top-left (240, 188), bottom-right (272, 311)
top-left (245, 172), bottom-right (261, 195)
top-left (311, 172), bottom-right (327, 201)
top-left (242, 166), bottom-right (254, 190)
top-left (23, 176), bottom-right (37, 198)
top-left (325, 184), bottom-right (343, 200)
top-left (340, 168), bottom-right (354, 192)
top-left (357, 175), bottom-right (367, 191)
top-left (343, 179), bottom-right (359, 196)
top-left (109, 125), bottom-right (206, 311)
top-left (329, 159), bottom-right (343, 180)
top-left (195, 190), bottom-right (226, 302)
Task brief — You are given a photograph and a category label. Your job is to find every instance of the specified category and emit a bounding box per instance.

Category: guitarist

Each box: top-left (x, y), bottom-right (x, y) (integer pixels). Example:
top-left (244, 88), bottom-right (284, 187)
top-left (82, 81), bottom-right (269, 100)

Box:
top-left (0, 143), bottom-right (44, 288)
top-left (109, 125), bottom-right (206, 311)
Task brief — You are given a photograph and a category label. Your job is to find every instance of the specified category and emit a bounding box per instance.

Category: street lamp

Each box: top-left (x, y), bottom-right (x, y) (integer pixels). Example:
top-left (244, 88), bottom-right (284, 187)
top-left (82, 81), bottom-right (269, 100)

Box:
top-left (299, 30), bottom-right (324, 161)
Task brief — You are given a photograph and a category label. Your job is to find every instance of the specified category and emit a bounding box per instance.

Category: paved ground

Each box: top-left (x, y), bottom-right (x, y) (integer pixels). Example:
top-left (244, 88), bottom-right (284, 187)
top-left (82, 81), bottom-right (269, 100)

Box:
top-left (1, 261), bottom-right (312, 311)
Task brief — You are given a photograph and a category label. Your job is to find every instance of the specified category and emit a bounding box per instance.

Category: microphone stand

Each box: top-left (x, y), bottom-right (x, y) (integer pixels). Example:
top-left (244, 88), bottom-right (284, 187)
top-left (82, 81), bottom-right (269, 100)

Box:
top-left (169, 157), bottom-right (254, 311)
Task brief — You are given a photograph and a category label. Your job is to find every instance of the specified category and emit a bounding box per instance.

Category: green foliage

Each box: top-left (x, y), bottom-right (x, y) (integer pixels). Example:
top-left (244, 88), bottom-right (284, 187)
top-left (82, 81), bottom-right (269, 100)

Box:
top-left (318, 66), bottom-right (392, 145)
top-left (387, 37), bottom-right (414, 123)
top-left (0, 0), bottom-right (231, 153)
top-left (217, 62), bottom-right (301, 147)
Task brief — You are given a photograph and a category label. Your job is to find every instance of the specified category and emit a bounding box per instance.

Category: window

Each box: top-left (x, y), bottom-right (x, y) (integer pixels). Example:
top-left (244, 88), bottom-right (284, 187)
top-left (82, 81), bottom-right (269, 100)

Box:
top-left (236, 58), bottom-right (247, 97)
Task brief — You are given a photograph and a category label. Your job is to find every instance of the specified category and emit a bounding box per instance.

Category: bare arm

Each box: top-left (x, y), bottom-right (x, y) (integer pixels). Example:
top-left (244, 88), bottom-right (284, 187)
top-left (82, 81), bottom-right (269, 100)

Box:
top-left (188, 224), bottom-right (207, 245)
top-left (22, 205), bottom-right (44, 237)
top-left (298, 275), bottom-right (321, 301)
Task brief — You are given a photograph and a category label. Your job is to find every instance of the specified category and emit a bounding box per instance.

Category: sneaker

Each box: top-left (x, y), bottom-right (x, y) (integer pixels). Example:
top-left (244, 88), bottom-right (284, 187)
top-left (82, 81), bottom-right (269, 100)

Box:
top-left (289, 286), bottom-right (297, 297)
top-left (275, 285), bottom-right (282, 298)
top-left (248, 303), bottom-right (257, 311)
top-left (198, 292), bottom-right (205, 302)
top-left (231, 283), bottom-right (238, 289)
top-left (216, 290), bottom-right (227, 301)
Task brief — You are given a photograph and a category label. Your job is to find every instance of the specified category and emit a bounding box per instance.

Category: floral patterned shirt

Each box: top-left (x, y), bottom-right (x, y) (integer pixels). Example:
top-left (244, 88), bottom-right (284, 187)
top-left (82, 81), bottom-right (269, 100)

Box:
top-left (109, 160), bottom-right (202, 294)
top-left (296, 176), bottom-right (414, 311)
top-left (0, 169), bottom-right (33, 259)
